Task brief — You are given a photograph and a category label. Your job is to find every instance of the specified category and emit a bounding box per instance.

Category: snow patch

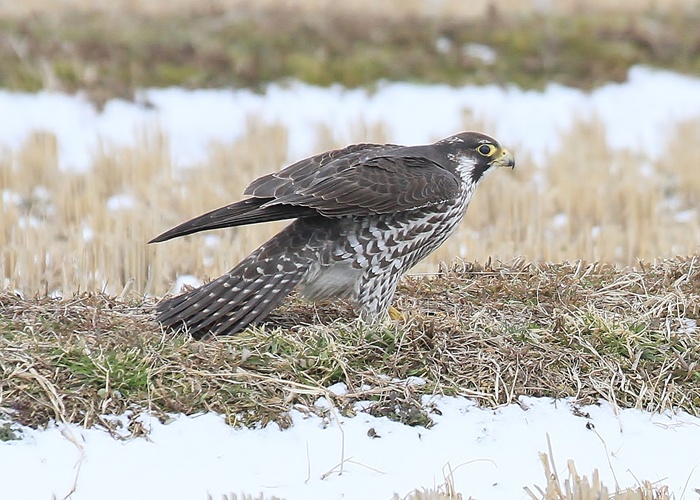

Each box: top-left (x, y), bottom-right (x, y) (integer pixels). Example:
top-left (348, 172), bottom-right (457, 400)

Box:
top-left (1, 397), bottom-right (699, 499)
top-left (3, 66), bottom-right (700, 170)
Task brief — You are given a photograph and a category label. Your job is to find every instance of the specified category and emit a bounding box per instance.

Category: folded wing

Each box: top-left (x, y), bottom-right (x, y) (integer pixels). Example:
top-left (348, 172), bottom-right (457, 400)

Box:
top-left (150, 142), bottom-right (460, 243)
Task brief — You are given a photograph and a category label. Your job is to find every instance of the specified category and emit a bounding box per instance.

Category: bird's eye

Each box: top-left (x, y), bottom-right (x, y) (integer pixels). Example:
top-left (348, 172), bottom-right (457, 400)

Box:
top-left (477, 144), bottom-right (497, 156)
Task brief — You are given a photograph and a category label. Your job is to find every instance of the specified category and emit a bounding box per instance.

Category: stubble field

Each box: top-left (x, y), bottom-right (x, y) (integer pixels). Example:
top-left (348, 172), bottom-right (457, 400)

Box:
top-left (1, 116), bottom-right (699, 296)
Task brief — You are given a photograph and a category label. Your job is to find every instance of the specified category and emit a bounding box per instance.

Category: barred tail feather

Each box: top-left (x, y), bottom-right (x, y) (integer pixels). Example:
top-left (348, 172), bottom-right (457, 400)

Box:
top-left (156, 248), bottom-right (311, 339)
top-left (156, 267), bottom-right (306, 339)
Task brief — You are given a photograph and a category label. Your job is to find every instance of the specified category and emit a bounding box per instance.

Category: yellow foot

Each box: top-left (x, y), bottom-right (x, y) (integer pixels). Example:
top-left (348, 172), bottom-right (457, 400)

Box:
top-left (388, 305), bottom-right (404, 321)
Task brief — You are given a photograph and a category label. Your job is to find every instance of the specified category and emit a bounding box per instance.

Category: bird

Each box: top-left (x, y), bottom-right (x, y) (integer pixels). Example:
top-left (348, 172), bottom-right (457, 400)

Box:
top-left (150, 131), bottom-right (514, 339)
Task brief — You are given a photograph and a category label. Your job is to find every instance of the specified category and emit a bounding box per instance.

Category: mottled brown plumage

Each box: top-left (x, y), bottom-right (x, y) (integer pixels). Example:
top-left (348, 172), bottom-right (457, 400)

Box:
top-left (151, 131), bottom-right (514, 338)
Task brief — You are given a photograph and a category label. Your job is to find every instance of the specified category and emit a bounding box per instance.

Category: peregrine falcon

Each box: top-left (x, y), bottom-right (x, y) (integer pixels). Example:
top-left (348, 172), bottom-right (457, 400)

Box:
top-left (151, 131), bottom-right (514, 338)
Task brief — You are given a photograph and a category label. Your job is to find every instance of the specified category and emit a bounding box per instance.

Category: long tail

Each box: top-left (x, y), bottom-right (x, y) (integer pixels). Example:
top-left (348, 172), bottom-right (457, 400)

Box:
top-left (149, 198), bottom-right (317, 243)
top-left (156, 225), bottom-right (314, 338)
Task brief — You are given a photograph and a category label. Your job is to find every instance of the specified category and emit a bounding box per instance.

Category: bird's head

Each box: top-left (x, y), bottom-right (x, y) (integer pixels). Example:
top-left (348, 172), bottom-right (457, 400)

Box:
top-left (438, 131), bottom-right (515, 184)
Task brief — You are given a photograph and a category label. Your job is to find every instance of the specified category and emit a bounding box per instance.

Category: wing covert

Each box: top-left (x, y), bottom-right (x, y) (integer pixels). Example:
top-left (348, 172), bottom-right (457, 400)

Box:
top-left (247, 150), bottom-right (460, 217)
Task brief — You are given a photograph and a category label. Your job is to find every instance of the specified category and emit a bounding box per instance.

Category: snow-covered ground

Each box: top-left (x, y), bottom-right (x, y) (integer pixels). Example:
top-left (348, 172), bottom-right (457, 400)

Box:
top-left (3, 66), bottom-right (700, 498)
top-left (2, 66), bottom-right (700, 171)
top-left (2, 395), bottom-right (700, 499)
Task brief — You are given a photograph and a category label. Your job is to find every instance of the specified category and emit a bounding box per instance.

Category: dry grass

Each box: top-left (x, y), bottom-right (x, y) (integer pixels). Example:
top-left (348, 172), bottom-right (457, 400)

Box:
top-left (1, 257), bottom-right (698, 431)
top-left (1, 118), bottom-right (699, 296)
top-left (524, 437), bottom-right (672, 499)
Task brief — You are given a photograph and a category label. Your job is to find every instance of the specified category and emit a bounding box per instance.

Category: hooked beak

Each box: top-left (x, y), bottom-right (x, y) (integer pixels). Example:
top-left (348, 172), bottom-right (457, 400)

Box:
top-left (492, 148), bottom-right (515, 169)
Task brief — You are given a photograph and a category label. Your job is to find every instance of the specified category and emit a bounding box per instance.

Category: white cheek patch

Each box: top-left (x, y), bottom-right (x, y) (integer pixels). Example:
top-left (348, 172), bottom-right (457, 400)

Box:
top-left (453, 155), bottom-right (479, 179)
